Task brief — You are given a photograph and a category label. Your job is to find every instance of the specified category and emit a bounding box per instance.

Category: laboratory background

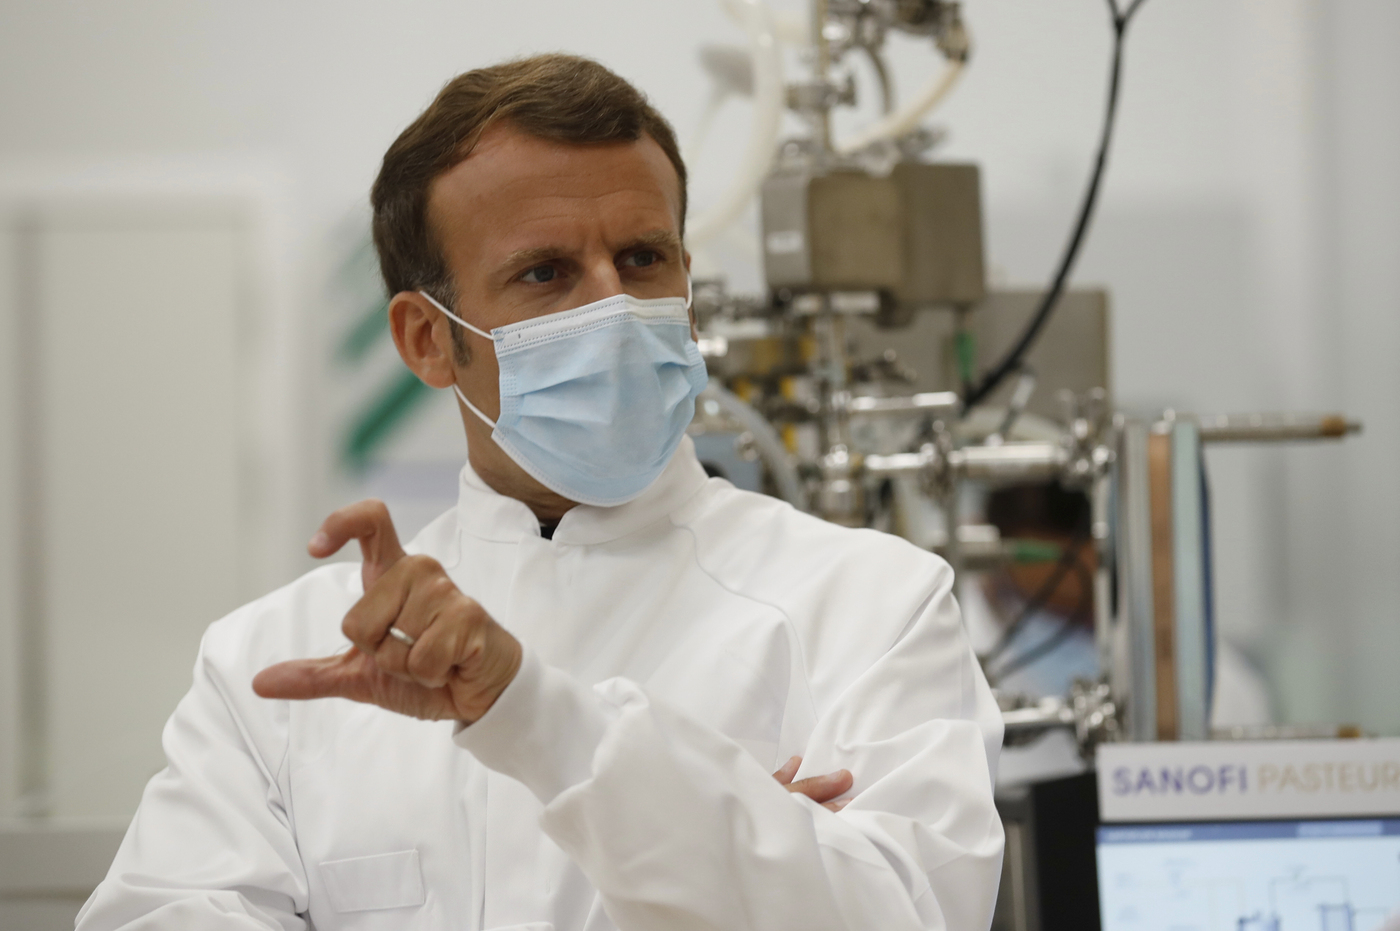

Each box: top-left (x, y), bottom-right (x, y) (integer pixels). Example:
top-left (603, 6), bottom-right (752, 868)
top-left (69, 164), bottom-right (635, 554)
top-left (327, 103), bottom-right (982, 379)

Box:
top-left (1, 1), bottom-right (1398, 929)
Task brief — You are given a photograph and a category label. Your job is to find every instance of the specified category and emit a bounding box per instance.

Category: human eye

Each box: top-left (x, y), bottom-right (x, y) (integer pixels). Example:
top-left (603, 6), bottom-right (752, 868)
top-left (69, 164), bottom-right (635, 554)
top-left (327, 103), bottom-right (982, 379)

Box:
top-left (519, 264), bottom-right (557, 284)
top-left (621, 250), bottom-right (662, 269)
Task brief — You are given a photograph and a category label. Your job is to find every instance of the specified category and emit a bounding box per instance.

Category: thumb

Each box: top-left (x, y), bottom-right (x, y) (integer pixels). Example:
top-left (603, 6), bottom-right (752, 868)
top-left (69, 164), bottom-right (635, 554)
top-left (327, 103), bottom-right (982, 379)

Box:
top-left (308, 499), bottom-right (407, 590)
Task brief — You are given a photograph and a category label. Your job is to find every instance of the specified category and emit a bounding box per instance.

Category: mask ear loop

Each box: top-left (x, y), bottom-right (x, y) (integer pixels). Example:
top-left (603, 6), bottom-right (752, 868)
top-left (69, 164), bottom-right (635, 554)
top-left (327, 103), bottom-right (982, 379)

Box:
top-left (419, 290), bottom-right (492, 340)
top-left (418, 291), bottom-right (498, 429)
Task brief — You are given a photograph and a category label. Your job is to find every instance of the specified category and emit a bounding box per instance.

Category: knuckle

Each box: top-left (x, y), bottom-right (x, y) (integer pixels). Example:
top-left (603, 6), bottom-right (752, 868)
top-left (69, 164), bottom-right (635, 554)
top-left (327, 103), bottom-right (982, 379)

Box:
top-left (405, 553), bottom-right (442, 575)
top-left (404, 647), bottom-right (432, 680)
top-left (342, 610), bottom-right (367, 642)
top-left (462, 599), bottom-right (488, 627)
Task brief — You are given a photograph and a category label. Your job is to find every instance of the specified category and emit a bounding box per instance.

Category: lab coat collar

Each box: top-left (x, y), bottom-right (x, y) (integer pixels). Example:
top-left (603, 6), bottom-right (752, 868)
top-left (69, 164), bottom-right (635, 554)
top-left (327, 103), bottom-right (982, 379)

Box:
top-left (455, 435), bottom-right (710, 545)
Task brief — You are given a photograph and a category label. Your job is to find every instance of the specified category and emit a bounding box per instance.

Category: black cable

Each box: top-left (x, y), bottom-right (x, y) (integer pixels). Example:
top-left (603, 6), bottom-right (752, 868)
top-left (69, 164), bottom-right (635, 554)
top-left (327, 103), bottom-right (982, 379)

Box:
top-left (1121, 0), bottom-right (1149, 22)
top-left (991, 558), bottom-right (1094, 681)
top-left (981, 532), bottom-right (1088, 667)
top-left (961, 0), bottom-right (1151, 413)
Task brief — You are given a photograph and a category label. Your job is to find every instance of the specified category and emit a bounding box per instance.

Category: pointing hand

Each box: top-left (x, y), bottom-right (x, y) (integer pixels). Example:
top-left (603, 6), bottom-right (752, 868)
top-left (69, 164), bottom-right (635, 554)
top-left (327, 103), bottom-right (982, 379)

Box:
top-left (252, 499), bottom-right (522, 723)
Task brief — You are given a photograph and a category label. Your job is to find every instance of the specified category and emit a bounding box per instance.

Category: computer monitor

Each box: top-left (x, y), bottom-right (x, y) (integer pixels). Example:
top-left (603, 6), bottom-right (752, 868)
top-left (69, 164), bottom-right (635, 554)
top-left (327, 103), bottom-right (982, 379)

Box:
top-left (1096, 818), bottom-right (1400, 931)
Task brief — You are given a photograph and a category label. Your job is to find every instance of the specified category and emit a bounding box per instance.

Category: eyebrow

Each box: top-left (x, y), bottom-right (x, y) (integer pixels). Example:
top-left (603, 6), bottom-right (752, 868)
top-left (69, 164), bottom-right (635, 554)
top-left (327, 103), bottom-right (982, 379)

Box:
top-left (496, 229), bottom-right (684, 276)
top-left (622, 229), bottom-right (684, 253)
top-left (498, 245), bottom-right (563, 272)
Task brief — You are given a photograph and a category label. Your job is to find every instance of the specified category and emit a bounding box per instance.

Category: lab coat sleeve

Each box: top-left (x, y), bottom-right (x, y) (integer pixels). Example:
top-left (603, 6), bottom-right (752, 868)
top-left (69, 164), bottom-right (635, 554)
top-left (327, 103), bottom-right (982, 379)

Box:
top-left (457, 572), bottom-right (1004, 931)
top-left (76, 617), bottom-right (309, 931)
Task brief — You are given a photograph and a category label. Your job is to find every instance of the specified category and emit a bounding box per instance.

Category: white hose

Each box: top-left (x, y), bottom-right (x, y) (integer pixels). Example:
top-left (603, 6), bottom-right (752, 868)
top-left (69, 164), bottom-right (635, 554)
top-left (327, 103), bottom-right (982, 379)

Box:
top-left (686, 0), bottom-right (785, 250)
top-left (700, 383), bottom-right (809, 512)
top-left (834, 57), bottom-right (965, 156)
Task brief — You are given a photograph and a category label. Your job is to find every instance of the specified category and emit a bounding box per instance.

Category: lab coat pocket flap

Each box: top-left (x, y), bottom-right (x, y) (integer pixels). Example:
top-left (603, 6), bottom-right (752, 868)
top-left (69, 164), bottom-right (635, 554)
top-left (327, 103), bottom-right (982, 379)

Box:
top-left (319, 849), bottom-right (426, 913)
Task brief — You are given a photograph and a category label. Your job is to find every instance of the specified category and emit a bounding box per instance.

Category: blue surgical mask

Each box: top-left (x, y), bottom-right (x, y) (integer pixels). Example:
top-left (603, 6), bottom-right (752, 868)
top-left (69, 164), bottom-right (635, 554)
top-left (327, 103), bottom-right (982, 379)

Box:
top-left (420, 283), bottom-right (708, 507)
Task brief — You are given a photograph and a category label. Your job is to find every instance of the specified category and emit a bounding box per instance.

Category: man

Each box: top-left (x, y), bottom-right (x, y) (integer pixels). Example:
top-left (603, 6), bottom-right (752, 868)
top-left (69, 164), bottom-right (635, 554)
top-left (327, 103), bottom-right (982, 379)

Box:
top-left (977, 482), bottom-right (1099, 698)
top-left (78, 54), bottom-right (1003, 931)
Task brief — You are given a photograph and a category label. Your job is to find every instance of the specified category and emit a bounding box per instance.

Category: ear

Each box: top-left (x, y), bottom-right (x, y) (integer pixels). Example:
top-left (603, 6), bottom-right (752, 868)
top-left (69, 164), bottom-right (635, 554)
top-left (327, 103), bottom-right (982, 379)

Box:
top-left (388, 291), bottom-right (459, 389)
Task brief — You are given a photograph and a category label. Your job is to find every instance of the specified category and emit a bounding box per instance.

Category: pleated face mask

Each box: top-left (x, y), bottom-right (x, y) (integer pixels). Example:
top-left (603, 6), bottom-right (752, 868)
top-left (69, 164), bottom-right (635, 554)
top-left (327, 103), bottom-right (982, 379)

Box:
top-left (420, 283), bottom-right (709, 507)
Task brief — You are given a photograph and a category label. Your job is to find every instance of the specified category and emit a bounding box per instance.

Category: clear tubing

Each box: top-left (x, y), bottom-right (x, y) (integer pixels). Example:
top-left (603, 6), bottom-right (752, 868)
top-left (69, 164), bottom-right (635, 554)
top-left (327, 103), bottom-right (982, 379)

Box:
top-left (687, 0), bottom-right (785, 249)
top-left (699, 383), bottom-right (810, 512)
top-left (834, 57), bottom-right (965, 156)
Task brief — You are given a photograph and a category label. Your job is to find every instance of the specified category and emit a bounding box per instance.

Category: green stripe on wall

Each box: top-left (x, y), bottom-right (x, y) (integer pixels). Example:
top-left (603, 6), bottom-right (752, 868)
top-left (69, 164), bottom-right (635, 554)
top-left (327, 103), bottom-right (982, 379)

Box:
top-left (341, 370), bottom-right (432, 469)
top-left (337, 298), bottom-right (390, 365)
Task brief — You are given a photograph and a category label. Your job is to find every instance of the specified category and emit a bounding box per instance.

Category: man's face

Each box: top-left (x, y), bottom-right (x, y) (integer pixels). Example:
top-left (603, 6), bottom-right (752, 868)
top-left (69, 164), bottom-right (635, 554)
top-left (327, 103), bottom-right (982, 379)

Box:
top-left (410, 120), bottom-right (688, 512)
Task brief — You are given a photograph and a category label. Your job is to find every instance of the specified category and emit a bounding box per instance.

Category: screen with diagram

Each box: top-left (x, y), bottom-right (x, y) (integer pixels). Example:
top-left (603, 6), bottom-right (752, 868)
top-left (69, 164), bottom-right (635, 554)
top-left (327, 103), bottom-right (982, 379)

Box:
top-left (1097, 819), bottom-right (1400, 931)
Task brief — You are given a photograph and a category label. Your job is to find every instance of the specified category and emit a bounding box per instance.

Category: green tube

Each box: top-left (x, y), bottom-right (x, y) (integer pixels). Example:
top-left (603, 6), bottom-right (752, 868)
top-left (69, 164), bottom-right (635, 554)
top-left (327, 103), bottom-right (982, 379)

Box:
top-left (1008, 539), bottom-right (1063, 564)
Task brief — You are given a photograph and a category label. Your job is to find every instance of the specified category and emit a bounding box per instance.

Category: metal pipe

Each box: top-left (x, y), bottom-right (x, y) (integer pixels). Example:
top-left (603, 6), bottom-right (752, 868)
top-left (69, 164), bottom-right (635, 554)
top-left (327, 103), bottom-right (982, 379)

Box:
top-left (863, 449), bottom-right (933, 477)
top-left (814, 308), bottom-right (850, 449)
top-left (1195, 413), bottom-right (1361, 443)
top-left (1091, 468), bottom-right (1114, 683)
top-left (864, 440), bottom-right (1067, 483)
top-left (1211, 723), bottom-right (1363, 741)
top-left (843, 391), bottom-right (960, 417)
top-left (811, 0), bottom-right (832, 152)
top-left (1002, 699), bottom-right (1076, 739)
top-left (950, 441), bottom-right (1067, 484)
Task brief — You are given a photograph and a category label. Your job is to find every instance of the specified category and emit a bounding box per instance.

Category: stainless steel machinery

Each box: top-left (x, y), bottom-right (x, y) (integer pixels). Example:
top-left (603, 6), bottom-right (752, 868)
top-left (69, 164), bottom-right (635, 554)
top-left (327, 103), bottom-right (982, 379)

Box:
top-left (687, 0), bottom-right (1363, 766)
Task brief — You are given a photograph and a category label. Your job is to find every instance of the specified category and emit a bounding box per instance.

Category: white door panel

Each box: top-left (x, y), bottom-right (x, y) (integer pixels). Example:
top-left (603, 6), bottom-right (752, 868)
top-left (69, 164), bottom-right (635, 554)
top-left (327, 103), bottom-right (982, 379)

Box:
top-left (0, 200), bottom-right (272, 824)
top-left (36, 214), bottom-right (249, 819)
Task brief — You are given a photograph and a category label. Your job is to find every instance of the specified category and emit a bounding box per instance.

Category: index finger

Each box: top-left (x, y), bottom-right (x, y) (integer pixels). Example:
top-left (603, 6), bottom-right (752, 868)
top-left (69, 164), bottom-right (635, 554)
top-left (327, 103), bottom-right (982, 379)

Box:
top-left (308, 499), bottom-right (407, 591)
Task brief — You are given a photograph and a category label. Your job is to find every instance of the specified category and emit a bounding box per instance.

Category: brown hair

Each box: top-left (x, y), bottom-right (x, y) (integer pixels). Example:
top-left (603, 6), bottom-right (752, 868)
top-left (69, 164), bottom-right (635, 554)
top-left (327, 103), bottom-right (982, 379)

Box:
top-left (370, 54), bottom-right (688, 310)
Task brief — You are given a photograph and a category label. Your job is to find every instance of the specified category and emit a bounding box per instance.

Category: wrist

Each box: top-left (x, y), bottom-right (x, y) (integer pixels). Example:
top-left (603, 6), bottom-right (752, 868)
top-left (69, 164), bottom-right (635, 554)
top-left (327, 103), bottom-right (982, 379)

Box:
top-left (453, 648), bottom-right (615, 804)
top-left (455, 623), bottom-right (522, 724)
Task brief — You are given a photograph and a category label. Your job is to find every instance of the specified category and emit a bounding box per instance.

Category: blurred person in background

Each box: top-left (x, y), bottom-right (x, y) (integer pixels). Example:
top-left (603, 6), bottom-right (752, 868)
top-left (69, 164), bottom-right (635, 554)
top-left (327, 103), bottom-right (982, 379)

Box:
top-left (967, 481), bottom-right (1271, 727)
top-left (76, 54), bottom-right (1004, 931)
top-left (977, 482), bottom-right (1099, 700)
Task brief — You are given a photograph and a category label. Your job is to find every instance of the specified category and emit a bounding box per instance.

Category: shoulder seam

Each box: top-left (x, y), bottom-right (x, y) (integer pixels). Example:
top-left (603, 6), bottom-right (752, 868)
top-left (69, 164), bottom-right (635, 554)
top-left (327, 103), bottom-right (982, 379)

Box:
top-left (668, 515), bottom-right (819, 699)
top-left (667, 514), bottom-right (794, 623)
top-left (200, 635), bottom-right (293, 809)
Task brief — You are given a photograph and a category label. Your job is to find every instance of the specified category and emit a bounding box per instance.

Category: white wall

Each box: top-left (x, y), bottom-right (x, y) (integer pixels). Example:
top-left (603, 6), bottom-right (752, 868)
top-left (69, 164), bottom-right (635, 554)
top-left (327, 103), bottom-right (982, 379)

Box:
top-left (0, 0), bottom-right (1395, 793)
top-left (1306, 0), bottom-right (1400, 734)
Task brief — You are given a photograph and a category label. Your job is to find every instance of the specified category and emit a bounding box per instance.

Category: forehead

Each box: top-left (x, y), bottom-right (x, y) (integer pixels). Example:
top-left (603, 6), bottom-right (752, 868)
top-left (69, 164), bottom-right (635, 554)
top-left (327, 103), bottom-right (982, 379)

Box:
top-left (426, 122), bottom-right (683, 266)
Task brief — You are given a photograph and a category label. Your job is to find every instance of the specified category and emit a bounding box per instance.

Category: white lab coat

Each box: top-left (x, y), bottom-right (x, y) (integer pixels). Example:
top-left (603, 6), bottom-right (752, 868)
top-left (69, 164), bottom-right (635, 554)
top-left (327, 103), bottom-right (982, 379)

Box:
top-left (77, 437), bottom-right (1004, 931)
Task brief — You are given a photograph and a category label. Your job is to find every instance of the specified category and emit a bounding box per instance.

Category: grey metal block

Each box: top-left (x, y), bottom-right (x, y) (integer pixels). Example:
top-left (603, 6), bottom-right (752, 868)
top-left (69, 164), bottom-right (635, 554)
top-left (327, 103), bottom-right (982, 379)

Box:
top-left (892, 162), bottom-right (985, 305)
top-left (760, 163), bottom-right (986, 305)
